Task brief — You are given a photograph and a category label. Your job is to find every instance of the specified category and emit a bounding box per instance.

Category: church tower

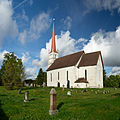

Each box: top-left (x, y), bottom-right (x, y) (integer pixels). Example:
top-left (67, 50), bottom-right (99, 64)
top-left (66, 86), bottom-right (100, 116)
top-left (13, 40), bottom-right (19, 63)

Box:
top-left (48, 19), bottom-right (58, 68)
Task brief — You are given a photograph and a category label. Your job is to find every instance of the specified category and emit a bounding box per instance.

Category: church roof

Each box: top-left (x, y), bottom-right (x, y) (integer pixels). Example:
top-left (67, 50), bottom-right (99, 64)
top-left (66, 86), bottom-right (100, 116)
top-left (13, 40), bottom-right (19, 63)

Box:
top-left (47, 51), bottom-right (103, 71)
top-left (47, 51), bottom-right (84, 71)
top-left (78, 51), bottom-right (103, 68)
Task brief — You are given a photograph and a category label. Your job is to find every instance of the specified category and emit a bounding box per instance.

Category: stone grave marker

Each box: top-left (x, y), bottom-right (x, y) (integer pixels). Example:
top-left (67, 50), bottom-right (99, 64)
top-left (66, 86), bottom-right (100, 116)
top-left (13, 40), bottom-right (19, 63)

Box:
top-left (18, 88), bottom-right (22, 94)
top-left (43, 82), bottom-right (46, 87)
top-left (49, 88), bottom-right (58, 115)
top-left (24, 91), bottom-right (29, 102)
top-left (67, 91), bottom-right (71, 96)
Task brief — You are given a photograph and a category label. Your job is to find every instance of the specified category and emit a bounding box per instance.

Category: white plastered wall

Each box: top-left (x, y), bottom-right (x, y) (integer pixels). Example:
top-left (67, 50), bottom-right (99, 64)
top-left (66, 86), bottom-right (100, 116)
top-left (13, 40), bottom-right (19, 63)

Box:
top-left (96, 55), bottom-right (103, 88)
top-left (47, 66), bottom-right (77, 88)
top-left (78, 65), bottom-right (97, 88)
top-left (47, 55), bottom-right (103, 88)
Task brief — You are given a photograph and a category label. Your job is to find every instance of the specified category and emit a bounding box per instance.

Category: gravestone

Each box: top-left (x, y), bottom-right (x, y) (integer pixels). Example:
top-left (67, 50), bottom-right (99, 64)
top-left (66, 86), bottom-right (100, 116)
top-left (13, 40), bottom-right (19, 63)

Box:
top-left (83, 89), bottom-right (87, 93)
top-left (67, 91), bottom-right (71, 96)
top-left (18, 88), bottom-right (22, 94)
top-left (43, 82), bottom-right (46, 87)
top-left (49, 88), bottom-right (58, 115)
top-left (24, 91), bottom-right (29, 102)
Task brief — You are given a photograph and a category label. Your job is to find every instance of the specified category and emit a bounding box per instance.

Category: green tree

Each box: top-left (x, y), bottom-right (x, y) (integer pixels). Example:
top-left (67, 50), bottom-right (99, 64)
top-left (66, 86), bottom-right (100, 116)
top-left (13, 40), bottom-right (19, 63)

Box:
top-left (43, 72), bottom-right (47, 84)
top-left (1, 52), bottom-right (25, 89)
top-left (104, 75), bottom-right (120, 88)
top-left (103, 69), bottom-right (107, 87)
top-left (0, 69), bottom-right (3, 86)
top-left (36, 68), bottom-right (47, 86)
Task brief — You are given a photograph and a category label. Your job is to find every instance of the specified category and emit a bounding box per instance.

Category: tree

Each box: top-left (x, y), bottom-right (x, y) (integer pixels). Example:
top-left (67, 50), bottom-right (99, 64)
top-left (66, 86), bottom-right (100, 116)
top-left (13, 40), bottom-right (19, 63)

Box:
top-left (0, 69), bottom-right (3, 86)
top-left (36, 68), bottom-right (47, 86)
top-left (1, 52), bottom-right (25, 89)
top-left (43, 72), bottom-right (47, 84)
top-left (103, 69), bottom-right (107, 87)
top-left (36, 68), bottom-right (44, 86)
top-left (104, 75), bottom-right (120, 88)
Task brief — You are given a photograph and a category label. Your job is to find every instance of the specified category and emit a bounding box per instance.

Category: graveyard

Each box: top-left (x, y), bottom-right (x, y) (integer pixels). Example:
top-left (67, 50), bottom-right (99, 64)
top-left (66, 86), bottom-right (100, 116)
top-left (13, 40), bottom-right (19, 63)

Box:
top-left (0, 86), bottom-right (120, 120)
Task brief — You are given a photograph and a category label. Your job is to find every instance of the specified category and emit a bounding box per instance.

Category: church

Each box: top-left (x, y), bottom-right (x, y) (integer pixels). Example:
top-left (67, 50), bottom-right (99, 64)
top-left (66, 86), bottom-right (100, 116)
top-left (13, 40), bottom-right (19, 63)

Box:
top-left (47, 20), bottom-right (104, 88)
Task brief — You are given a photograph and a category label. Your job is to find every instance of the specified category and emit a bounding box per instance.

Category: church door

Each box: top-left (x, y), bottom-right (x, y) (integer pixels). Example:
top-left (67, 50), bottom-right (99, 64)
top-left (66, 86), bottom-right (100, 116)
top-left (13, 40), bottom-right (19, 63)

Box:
top-left (67, 80), bottom-right (70, 88)
top-left (58, 82), bottom-right (60, 87)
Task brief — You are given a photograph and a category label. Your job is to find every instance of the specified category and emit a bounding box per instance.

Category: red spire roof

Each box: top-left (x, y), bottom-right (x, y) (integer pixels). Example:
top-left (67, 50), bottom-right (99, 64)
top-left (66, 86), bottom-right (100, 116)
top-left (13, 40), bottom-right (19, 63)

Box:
top-left (50, 19), bottom-right (58, 53)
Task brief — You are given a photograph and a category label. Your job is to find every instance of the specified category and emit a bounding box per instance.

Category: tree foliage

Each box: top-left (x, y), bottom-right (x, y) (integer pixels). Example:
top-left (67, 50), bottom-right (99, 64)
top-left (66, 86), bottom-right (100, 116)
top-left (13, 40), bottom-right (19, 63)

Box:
top-left (104, 74), bottom-right (120, 88)
top-left (36, 68), bottom-right (47, 86)
top-left (1, 52), bottom-right (25, 89)
top-left (103, 69), bottom-right (107, 87)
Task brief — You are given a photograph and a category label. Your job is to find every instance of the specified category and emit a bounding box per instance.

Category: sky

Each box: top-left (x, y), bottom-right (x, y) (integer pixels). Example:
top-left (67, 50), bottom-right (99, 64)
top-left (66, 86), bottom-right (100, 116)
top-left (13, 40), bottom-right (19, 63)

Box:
top-left (0, 0), bottom-right (120, 79)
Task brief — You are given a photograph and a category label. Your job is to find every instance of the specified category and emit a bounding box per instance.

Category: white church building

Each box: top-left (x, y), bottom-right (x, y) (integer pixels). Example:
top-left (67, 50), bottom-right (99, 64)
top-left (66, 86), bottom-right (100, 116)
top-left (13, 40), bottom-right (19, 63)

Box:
top-left (47, 20), bottom-right (104, 88)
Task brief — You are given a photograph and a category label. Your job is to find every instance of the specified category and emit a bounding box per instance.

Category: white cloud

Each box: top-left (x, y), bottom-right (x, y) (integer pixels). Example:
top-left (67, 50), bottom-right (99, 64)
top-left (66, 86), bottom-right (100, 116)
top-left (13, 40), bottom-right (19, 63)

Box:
top-left (21, 52), bottom-right (37, 79)
top-left (109, 67), bottom-right (120, 75)
top-left (0, 50), bottom-right (9, 65)
top-left (84, 0), bottom-right (120, 14)
top-left (83, 26), bottom-right (120, 67)
top-left (76, 38), bottom-right (88, 49)
top-left (19, 12), bottom-right (50, 44)
top-left (0, 0), bottom-right (18, 46)
top-left (61, 16), bottom-right (72, 30)
top-left (33, 26), bottom-right (120, 75)
top-left (21, 52), bottom-right (31, 64)
top-left (56, 31), bottom-right (76, 56)
top-left (32, 31), bottom-right (77, 69)
top-left (63, 16), bottom-right (72, 30)
top-left (19, 30), bottom-right (27, 45)
top-left (25, 67), bottom-right (37, 79)
top-left (22, 9), bottom-right (28, 22)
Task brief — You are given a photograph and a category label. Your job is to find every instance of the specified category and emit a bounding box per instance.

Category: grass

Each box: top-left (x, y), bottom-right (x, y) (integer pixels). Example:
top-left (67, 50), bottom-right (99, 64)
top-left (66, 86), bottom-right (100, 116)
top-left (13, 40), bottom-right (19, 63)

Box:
top-left (0, 86), bottom-right (120, 120)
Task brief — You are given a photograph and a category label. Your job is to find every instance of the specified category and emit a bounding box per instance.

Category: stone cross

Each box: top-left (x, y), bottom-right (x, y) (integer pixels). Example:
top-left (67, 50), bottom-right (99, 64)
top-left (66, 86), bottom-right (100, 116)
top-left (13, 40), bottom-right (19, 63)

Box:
top-left (49, 88), bottom-right (58, 115)
top-left (24, 91), bottom-right (29, 102)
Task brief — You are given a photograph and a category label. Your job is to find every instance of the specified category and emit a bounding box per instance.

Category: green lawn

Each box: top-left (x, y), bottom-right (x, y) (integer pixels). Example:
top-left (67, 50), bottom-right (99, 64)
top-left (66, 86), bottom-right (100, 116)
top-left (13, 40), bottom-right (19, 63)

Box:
top-left (0, 86), bottom-right (120, 120)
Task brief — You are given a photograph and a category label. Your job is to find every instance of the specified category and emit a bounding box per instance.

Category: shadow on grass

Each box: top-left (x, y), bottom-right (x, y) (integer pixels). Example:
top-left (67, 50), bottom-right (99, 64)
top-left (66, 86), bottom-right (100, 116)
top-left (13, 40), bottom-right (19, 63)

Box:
top-left (112, 93), bottom-right (120, 96)
top-left (0, 100), bottom-right (9, 120)
top-left (0, 94), bottom-right (7, 96)
top-left (57, 102), bottom-right (64, 111)
top-left (30, 98), bottom-right (35, 101)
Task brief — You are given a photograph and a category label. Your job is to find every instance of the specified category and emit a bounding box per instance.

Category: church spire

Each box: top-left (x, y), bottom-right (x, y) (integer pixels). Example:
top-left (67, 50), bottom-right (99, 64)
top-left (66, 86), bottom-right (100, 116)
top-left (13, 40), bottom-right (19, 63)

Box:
top-left (50, 18), bottom-right (57, 53)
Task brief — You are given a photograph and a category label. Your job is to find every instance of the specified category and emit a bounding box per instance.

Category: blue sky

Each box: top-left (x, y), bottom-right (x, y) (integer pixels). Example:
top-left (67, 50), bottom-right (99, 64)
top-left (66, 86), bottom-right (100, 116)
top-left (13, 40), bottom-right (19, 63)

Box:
top-left (0, 0), bottom-right (120, 79)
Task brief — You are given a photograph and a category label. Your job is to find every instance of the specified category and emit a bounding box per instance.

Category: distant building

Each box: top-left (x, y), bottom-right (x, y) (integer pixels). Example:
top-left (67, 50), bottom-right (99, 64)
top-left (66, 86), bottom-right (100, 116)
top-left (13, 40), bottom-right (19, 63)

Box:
top-left (24, 79), bottom-right (35, 87)
top-left (47, 20), bottom-right (104, 88)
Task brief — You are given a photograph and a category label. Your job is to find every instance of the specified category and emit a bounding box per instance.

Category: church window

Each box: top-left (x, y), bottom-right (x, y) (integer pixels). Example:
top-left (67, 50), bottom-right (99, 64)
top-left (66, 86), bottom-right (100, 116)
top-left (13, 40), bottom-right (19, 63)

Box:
top-left (85, 70), bottom-right (87, 80)
top-left (58, 72), bottom-right (59, 80)
top-left (51, 73), bottom-right (52, 82)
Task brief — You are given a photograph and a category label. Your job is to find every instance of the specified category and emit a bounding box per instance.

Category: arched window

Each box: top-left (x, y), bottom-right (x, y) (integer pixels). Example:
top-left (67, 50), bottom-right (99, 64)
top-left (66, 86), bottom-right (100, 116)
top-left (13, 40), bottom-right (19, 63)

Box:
top-left (85, 70), bottom-right (87, 80)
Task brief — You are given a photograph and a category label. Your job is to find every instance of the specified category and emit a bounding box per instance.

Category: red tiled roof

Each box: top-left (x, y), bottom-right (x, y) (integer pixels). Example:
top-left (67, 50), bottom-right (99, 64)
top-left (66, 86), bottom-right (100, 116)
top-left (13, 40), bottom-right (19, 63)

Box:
top-left (74, 78), bottom-right (88, 83)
